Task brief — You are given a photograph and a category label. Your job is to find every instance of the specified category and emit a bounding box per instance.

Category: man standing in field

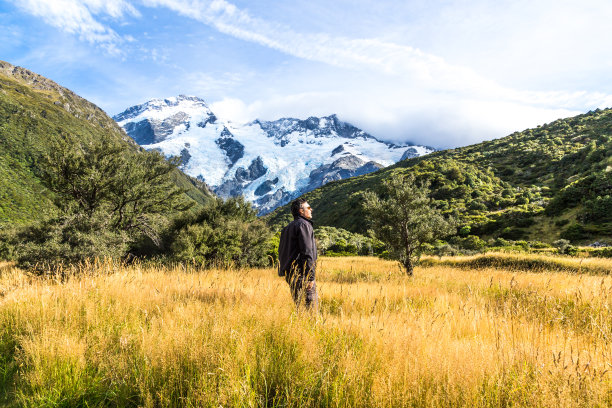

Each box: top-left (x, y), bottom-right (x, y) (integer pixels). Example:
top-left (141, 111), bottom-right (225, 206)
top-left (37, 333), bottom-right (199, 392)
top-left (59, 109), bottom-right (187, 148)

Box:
top-left (278, 198), bottom-right (318, 311)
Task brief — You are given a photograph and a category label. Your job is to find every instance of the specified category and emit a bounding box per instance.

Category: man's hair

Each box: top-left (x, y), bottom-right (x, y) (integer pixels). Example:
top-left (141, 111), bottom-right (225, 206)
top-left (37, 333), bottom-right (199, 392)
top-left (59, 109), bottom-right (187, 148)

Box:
top-left (291, 198), bottom-right (308, 218)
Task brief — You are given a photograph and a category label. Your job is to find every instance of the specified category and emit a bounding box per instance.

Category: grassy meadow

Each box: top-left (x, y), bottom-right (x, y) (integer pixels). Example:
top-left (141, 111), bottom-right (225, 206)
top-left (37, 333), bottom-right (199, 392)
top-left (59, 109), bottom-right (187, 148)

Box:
top-left (0, 255), bottom-right (610, 407)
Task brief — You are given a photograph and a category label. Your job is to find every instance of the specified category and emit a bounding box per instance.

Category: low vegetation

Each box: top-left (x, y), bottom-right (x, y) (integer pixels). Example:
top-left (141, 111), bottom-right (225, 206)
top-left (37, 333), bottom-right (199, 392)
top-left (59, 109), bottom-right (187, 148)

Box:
top-left (0, 255), bottom-right (610, 407)
top-left (420, 251), bottom-right (612, 274)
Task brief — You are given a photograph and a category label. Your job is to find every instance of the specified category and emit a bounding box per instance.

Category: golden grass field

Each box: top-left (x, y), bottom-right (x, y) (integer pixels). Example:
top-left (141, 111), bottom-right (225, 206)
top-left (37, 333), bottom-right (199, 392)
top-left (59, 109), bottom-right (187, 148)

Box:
top-left (0, 254), bottom-right (610, 407)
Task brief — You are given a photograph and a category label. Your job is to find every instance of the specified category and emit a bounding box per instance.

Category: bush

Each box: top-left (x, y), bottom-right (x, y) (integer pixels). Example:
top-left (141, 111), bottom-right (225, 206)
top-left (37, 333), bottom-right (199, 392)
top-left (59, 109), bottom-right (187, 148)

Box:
top-left (493, 237), bottom-right (510, 247)
top-left (500, 227), bottom-right (525, 240)
top-left (13, 134), bottom-right (191, 270)
top-left (580, 195), bottom-right (612, 223)
top-left (561, 224), bottom-right (588, 241)
top-left (314, 226), bottom-right (383, 257)
top-left (434, 244), bottom-right (458, 257)
top-left (459, 225), bottom-right (471, 236)
top-left (166, 197), bottom-right (273, 268)
top-left (564, 245), bottom-right (579, 256)
top-left (528, 241), bottom-right (551, 249)
top-left (15, 213), bottom-right (130, 271)
top-left (468, 201), bottom-right (487, 212)
top-left (514, 240), bottom-right (530, 250)
top-left (463, 235), bottom-right (487, 251)
top-left (589, 247), bottom-right (612, 258)
top-left (553, 239), bottom-right (571, 255)
top-left (327, 240), bottom-right (358, 255)
top-left (449, 235), bottom-right (487, 251)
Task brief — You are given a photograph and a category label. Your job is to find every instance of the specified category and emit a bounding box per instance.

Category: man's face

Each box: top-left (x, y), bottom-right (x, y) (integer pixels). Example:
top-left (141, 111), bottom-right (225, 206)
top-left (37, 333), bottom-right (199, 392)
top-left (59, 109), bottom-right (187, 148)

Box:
top-left (300, 202), bottom-right (313, 219)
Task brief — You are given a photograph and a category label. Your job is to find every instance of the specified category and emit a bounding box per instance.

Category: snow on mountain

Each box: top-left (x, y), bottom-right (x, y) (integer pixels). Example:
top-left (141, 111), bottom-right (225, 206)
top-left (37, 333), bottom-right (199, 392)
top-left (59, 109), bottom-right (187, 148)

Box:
top-left (113, 95), bottom-right (434, 214)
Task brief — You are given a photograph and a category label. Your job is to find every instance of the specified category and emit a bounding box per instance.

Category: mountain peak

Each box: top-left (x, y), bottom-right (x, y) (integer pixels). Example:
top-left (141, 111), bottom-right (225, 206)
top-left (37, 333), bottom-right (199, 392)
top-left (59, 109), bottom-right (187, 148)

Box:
top-left (115, 97), bottom-right (434, 213)
top-left (113, 95), bottom-right (211, 123)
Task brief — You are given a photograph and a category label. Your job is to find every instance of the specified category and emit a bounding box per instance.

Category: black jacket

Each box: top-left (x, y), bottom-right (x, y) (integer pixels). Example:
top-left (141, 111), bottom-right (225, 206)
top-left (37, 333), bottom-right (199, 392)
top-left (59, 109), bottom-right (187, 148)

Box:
top-left (278, 216), bottom-right (317, 281)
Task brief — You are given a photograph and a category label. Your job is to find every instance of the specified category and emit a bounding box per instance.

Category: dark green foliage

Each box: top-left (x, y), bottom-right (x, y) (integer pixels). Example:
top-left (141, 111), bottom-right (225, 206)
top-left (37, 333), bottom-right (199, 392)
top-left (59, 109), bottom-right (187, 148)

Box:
top-left (546, 171), bottom-right (612, 218)
top-left (315, 226), bottom-right (384, 256)
top-left (589, 247), bottom-right (612, 258)
top-left (459, 225), bottom-right (471, 236)
top-left (450, 235), bottom-right (488, 251)
top-left (14, 134), bottom-right (192, 270)
top-left (15, 213), bottom-right (130, 270)
top-left (164, 196), bottom-right (273, 267)
top-left (580, 195), bottom-right (612, 223)
top-left (362, 174), bottom-right (456, 275)
top-left (561, 223), bottom-right (589, 241)
top-left (266, 108), bottom-right (612, 244)
top-left (41, 133), bottom-right (191, 237)
top-left (0, 61), bottom-right (219, 268)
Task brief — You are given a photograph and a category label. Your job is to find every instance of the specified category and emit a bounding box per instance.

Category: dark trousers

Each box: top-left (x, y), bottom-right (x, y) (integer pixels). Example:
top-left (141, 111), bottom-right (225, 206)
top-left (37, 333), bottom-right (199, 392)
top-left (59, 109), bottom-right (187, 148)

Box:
top-left (286, 273), bottom-right (318, 311)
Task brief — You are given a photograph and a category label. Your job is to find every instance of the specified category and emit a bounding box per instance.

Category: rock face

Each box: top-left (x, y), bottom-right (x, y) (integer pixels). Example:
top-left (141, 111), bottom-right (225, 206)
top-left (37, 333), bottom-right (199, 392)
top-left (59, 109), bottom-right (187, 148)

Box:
top-left (114, 95), bottom-right (434, 214)
top-left (215, 128), bottom-right (244, 167)
top-left (401, 147), bottom-right (421, 161)
top-left (306, 155), bottom-right (383, 191)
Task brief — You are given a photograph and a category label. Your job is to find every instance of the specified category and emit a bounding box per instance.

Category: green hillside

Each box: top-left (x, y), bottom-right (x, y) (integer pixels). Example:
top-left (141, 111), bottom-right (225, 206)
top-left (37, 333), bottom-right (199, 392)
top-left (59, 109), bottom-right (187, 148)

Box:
top-left (267, 109), bottom-right (612, 244)
top-left (0, 60), bottom-right (212, 226)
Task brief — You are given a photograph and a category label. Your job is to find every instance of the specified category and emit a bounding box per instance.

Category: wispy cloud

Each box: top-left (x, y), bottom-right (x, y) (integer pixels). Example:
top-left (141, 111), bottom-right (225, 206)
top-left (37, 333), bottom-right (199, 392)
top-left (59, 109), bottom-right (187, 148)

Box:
top-left (14, 0), bottom-right (612, 111)
top-left (143, 0), bottom-right (439, 73)
top-left (12, 0), bottom-right (139, 54)
top-left (141, 0), bottom-right (612, 113)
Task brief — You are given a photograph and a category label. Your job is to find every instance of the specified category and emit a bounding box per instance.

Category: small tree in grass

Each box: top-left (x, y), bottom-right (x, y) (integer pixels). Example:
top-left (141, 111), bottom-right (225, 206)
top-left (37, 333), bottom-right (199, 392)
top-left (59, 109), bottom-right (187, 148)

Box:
top-left (362, 174), bottom-right (456, 275)
top-left (15, 133), bottom-right (192, 270)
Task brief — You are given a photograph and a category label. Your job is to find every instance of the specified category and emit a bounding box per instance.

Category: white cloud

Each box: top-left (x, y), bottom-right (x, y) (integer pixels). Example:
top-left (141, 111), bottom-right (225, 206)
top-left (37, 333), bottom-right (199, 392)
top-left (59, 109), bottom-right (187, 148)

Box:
top-left (207, 87), bottom-right (581, 149)
top-left (209, 98), bottom-right (251, 123)
top-left (140, 1), bottom-right (612, 118)
top-left (13, 0), bottom-right (138, 54)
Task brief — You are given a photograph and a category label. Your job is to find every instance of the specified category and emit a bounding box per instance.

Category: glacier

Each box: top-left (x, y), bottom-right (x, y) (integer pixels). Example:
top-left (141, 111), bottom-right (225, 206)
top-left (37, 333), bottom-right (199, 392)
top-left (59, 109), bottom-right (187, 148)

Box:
top-left (114, 95), bottom-right (434, 214)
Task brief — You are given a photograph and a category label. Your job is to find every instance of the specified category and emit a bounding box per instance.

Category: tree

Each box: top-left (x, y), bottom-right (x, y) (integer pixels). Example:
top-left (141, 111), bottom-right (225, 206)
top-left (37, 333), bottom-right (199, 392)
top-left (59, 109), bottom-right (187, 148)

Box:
top-left (362, 174), bottom-right (456, 275)
top-left (16, 133), bottom-right (192, 269)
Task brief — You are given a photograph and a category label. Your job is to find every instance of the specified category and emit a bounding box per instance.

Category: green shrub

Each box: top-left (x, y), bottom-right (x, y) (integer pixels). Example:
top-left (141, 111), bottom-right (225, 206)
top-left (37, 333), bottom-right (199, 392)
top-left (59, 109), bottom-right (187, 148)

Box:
top-left (0, 226), bottom-right (18, 260)
top-left (589, 247), bottom-right (612, 258)
top-left (463, 235), bottom-right (487, 251)
top-left (459, 225), bottom-right (471, 236)
top-left (561, 224), bottom-right (588, 241)
top-left (553, 239), bottom-right (571, 254)
top-left (580, 195), bottom-right (612, 223)
top-left (493, 237), bottom-right (510, 247)
top-left (564, 245), bottom-right (579, 256)
top-left (500, 227), bottom-right (525, 240)
top-left (15, 213), bottom-right (130, 271)
top-left (528, 241), bottom-right (551, 249)
top-left (13, 134), bottom-right (192, 270)
top-left (166, 197), bottom-right (273, 268)
top-left (314, 226), bottom-right (384, 257)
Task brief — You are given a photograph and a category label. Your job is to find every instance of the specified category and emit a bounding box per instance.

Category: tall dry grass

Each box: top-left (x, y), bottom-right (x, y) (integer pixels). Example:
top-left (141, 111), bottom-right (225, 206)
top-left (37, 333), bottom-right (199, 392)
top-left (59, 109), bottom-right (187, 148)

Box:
top-left (0, 255), bottom-right (610, 407)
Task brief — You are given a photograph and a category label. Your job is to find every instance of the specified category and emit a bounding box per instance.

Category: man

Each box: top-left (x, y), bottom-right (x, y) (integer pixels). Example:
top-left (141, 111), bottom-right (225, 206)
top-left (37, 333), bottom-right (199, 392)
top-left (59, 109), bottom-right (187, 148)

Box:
top-left (278, 198), bottom-right (318, 310)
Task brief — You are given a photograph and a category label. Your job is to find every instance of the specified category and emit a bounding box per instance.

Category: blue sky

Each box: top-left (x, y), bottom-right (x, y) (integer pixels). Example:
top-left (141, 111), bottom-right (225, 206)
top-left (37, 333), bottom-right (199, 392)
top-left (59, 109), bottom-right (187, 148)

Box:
top-left (2, 0), bottom-right (612, 148)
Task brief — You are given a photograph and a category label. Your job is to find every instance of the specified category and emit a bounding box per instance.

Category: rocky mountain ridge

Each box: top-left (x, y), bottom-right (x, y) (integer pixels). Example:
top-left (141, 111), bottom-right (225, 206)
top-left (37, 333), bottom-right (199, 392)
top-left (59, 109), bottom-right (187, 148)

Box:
top-left (114, 95), bottom-right (433, 214)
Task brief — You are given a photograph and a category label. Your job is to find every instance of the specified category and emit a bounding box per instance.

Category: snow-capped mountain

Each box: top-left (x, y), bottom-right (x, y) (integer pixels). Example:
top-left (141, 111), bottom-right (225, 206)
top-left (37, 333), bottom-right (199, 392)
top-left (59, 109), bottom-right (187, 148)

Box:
top-left (114, 95), bottom-right (434, 214)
